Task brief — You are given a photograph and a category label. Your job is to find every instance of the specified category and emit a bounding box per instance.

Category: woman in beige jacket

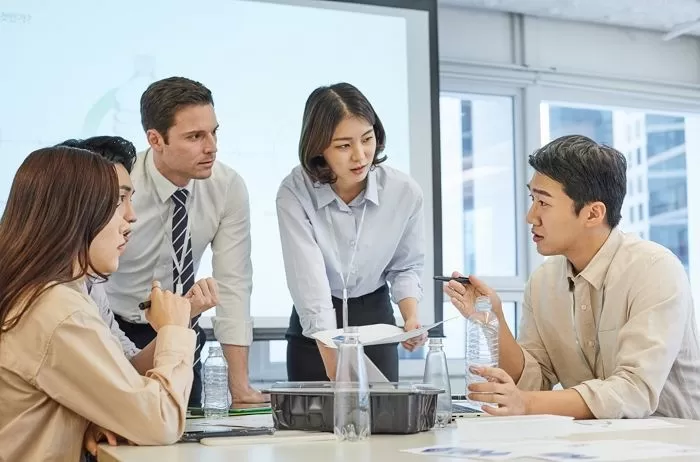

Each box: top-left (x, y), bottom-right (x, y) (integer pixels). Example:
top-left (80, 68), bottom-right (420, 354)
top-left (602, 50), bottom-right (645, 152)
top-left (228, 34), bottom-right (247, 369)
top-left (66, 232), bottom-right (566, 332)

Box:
top-left (0, 147), bottom-right (195, 462)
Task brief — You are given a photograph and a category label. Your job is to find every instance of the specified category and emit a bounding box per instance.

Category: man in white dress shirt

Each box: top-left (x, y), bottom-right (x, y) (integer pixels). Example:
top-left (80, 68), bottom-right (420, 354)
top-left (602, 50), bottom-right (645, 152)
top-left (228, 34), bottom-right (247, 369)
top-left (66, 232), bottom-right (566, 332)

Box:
top-left (105, 77), bottom-right (265, 406)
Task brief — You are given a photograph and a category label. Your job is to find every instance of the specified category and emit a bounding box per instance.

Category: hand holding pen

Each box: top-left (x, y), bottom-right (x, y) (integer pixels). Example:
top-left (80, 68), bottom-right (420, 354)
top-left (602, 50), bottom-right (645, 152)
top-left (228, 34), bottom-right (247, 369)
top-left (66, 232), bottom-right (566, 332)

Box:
top-left (143, 280), bottom-right (190, 331)
top-left (140, 278), bottom-right (219, 318)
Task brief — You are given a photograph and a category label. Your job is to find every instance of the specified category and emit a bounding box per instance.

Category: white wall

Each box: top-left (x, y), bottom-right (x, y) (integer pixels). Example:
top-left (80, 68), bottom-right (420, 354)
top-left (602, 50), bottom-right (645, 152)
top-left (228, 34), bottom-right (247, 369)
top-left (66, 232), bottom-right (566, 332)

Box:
top-left (437, 6), bottom-right (700, 85)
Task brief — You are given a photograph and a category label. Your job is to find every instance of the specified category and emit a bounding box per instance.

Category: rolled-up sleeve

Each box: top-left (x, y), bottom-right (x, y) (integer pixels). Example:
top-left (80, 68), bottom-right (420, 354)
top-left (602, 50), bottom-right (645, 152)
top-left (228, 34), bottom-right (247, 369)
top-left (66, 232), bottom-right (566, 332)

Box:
top-left (37, 293), bottom-right (196, 445)
top-left (385, 186), bottom-right (424, 304)
top-left (276, 186), bottom-right (336, 338)
top-left (211, 173), bottom-right (254, 346)
top-left (516, 281), bottom-right (558, 391)
top-left (571, 254), bottom-right (692, 419)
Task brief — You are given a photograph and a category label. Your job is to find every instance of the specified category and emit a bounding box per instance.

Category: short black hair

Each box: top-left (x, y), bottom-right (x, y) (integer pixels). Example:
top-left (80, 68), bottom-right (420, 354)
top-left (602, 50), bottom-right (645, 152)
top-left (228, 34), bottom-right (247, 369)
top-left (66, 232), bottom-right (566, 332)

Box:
top-left (529, 135), bottom-right (627, 228)
top-left (56, 136), bottom-right (137, 173)
top-left (299, 82), bottom-right (386, 184)
top-left (140, 76), bottom-right (214, 144)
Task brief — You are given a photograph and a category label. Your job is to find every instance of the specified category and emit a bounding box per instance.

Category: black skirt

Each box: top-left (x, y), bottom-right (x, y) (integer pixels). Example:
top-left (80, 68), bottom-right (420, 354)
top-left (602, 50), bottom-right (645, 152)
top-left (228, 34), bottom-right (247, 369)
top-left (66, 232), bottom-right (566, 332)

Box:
top-left (285, 284), bottom-right (399, 382)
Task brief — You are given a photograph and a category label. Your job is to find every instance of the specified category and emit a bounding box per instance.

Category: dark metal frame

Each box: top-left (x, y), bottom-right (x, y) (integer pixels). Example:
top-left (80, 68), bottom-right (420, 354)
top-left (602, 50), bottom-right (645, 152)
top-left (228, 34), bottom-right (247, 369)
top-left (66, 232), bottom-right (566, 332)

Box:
top-left (205, 0), bottom-right (442, 342)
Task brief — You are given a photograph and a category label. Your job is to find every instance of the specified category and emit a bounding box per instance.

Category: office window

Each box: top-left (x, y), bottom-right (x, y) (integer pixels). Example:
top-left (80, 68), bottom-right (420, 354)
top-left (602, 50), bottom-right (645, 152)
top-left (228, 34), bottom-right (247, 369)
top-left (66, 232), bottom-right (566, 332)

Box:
top-left (542, 103), bottom-right (693, 271)
top-left (440, 93), bottom-right (517, 278)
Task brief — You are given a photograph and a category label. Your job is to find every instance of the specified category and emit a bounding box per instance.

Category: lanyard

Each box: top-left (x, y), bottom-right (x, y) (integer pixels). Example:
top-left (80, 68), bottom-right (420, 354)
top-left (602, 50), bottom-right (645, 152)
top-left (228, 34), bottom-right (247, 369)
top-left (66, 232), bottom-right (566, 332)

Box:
top-left (154, 185), bottom-right (193, 296)
top-left (169, 213), bottom-right (191, 296)
top-left (325, 201), bottom-right (367, 330)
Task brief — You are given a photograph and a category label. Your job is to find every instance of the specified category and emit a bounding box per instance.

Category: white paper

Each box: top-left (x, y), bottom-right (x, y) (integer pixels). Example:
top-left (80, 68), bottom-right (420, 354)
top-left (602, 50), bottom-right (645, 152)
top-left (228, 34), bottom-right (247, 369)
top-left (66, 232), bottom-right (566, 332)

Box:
top-left (456, 415), bottom-right (575, 441)
top-left (200, 430), bottom-right (336, 446)
top-left (564, 418), bottom-right (682, 434)
top-left (311, 316), bottom-right (460, 349)
top-left (404, 439), bottom-right (700, 461)
top-left (363, 353), bottom-right (390, 382)
top-left (529, 440), bottom-right (700, 462)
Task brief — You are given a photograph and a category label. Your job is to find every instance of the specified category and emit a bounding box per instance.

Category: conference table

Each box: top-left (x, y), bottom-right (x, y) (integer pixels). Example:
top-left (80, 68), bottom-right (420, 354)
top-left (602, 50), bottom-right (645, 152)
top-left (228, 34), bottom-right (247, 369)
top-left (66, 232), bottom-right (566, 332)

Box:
top-left (98, 417), bottom-right (700, 461)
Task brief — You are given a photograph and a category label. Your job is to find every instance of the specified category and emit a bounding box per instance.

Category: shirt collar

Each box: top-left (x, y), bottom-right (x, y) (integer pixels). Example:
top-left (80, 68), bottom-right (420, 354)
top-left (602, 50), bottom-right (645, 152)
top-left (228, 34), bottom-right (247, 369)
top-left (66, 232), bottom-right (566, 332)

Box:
top-left (145, 148), bottom-right (193, 203)
top-left (313, 168), bottom-right (379, 210)
top-left (566, 228), bottom-right (624, 290)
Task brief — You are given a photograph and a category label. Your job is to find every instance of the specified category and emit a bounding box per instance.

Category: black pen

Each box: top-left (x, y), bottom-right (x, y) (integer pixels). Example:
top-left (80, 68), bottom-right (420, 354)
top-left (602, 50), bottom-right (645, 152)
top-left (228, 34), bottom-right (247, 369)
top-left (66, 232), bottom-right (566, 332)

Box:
top-left (138, 300), bottom-right (151, 310)
top-left (433, 276), bottom-right (470, 284)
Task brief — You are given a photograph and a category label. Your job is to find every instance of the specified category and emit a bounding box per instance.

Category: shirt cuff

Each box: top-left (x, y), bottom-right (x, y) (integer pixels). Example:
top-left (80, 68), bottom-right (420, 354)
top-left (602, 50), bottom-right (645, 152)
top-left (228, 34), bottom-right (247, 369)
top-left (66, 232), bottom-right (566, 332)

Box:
top-left (389, 275), bottom-right (423, 304)
top-left (571, 380), bottom-right (626, 419)
top-left (300, 309), bottom-right (337, 339)
top-left (154, 325), bottom-right (196, 366)
top-left (212, 316), bottom-right (254, 346)
top-left (516, 347), bottom-right (545, 391)
top-left (124, 345), bottom-right (142, 360)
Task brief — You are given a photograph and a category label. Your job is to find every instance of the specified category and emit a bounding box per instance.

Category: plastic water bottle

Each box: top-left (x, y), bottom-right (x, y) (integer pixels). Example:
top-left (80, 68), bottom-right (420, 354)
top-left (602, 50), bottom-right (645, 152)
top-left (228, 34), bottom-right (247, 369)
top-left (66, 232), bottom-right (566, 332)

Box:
top-left (202, 345), bottom-right (230, 418)
top-left (465, 296), bottom-right (499, 408)
top-left (423, 337), bottom-right (452, 427)
top-left (333, 326), bottom-right (371, 442)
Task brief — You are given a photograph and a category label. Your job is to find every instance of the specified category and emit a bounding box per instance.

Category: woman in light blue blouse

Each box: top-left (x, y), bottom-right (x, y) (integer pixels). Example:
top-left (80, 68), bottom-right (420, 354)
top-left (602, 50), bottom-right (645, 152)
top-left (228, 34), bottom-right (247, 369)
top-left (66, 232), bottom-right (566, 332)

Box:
top-left (276, 82), bottom-right (426, 382)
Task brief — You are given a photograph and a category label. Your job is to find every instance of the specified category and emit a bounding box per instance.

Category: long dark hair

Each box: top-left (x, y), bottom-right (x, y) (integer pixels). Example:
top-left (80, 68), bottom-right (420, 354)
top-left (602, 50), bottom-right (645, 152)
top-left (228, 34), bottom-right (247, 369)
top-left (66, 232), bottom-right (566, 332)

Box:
top-left (0, 147), bottom-right (118, 337)
top-left (299, 82), bottom-right (387, 184)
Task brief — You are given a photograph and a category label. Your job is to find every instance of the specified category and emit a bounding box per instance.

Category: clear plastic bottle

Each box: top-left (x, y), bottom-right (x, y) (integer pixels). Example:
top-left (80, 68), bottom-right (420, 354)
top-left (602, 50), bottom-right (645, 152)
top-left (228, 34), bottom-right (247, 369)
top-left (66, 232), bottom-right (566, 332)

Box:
top-left (465, 296), bottom-right (499, 408)
top-left (202, 345), bottom-right (230, 418)
top-left (333, 326), bottom-right (371, 442)
top-left (423, 337), bottom-right (452, 427)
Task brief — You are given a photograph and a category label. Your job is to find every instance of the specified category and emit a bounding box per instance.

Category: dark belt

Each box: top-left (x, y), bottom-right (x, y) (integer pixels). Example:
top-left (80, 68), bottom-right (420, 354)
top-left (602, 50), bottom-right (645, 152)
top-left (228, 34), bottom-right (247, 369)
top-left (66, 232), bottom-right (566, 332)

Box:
top-left (286, 284), bottom-right (395, 341)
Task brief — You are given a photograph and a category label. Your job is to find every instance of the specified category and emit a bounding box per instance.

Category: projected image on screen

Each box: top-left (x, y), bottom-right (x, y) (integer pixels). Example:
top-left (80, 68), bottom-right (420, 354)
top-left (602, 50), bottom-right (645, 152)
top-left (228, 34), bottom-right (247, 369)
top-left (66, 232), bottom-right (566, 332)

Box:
top-left (0, 0), bottom-right (434, 321)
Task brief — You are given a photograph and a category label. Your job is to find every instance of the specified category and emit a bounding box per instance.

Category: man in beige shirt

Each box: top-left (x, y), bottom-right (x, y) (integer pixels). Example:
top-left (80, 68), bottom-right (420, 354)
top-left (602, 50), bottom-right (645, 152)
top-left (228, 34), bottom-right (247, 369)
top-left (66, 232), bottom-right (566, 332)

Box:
top-left (446, 134), bottom-right (700, 420)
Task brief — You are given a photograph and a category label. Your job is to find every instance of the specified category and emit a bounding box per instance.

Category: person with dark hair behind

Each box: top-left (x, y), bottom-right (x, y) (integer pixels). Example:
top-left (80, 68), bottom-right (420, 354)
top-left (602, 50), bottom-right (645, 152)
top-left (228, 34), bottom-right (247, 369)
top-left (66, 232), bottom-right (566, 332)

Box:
top-left (59, 136), bottom-right (138, 173)
top-left (55, 136), bottom-right (218, 382)
top-left (0, 147), bottom-right (194, 461)
top-left (445, 135), bottom-right (700, 420)
top-left (277, 82), bottom-right (427, 382)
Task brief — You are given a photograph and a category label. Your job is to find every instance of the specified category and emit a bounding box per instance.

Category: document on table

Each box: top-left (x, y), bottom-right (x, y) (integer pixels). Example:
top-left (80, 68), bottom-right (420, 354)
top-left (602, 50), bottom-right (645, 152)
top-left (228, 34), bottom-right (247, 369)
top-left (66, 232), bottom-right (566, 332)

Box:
top-left (312, 316), bottom-right (460, 349)
top-left (455, 415), bottom-right (575, 441)
top-left (454, 416), bottom-right (682, 441)
top-left (565, 418), bottom-right (682, 434)
top-left (403, 439), bottom-right (700, 461)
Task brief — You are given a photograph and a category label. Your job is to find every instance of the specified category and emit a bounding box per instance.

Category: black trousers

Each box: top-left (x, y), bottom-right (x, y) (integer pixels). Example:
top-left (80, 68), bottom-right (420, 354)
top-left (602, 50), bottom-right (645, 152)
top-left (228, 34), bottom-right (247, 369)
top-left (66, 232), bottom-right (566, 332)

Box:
top-left (116, 315), bottom-right (207, 408)
top-left (286, 284), bottom-right (399, 382)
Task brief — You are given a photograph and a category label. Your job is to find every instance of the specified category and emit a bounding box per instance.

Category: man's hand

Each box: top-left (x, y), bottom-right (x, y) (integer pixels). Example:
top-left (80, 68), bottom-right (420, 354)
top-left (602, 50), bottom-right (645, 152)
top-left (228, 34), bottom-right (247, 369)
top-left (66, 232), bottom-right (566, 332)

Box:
top-left (402, 317), bottom-right (427, 352)
top-left (443, 272), bottom-right (503, 318)
top-left (230, 383), bottom-right (270, 405)
top-left (317, 339), bottom-right (338, 381)
top-left (83, 423), bottom-right (120, 457)
top-left (467, 366), bottom-right (529, 416)
top-left (186, 277), bottom-right (219, 318)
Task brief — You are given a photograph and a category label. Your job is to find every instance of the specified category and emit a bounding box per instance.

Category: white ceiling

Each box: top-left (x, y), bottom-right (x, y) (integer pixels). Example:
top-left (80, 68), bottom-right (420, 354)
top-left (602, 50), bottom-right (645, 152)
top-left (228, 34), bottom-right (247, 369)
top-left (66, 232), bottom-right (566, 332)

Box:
top-left (440, 0), bottom-right (700, 36)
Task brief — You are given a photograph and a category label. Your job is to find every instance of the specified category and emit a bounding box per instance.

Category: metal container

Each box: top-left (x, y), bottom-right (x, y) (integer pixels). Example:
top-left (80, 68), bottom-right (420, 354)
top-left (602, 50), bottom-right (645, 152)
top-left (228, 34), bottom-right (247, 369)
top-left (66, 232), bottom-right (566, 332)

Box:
top-left (264, 382), bottom-right (442, 434)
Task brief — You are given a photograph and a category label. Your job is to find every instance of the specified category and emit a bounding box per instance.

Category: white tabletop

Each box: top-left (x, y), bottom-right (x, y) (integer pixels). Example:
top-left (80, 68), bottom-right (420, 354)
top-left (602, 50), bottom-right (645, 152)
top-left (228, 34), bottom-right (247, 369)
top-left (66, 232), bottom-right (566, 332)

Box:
top-left (98, 417), bottom-right (700, 462)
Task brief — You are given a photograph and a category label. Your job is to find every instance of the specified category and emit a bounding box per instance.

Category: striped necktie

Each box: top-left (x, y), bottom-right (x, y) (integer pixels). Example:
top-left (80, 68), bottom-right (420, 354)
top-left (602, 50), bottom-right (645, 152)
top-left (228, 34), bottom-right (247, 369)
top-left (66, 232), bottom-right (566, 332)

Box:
top-left (172, 188), bottom-right (194, 295)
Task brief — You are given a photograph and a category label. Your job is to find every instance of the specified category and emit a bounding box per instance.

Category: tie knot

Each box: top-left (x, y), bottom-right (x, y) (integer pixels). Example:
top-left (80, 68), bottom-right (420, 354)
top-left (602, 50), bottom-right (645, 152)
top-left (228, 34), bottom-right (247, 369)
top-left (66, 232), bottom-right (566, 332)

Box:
top-left (172, 189), bottom-right (189, 206)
